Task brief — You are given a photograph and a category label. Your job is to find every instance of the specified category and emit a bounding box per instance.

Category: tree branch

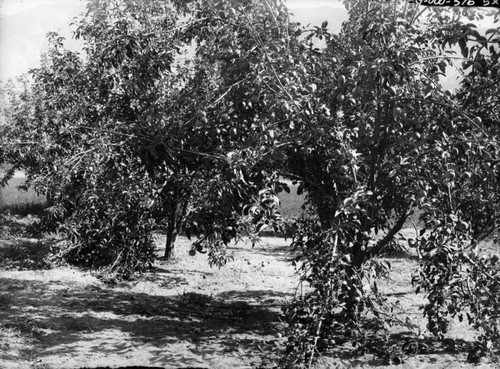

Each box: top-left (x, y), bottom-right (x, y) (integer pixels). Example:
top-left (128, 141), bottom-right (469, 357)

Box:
top-left (367, 208), bottom-right (410, 258)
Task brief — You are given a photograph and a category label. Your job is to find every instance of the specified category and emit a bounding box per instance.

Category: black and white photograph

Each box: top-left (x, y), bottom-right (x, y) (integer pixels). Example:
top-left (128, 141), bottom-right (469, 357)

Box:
top-left (0, 0), bottom-right (499, 368)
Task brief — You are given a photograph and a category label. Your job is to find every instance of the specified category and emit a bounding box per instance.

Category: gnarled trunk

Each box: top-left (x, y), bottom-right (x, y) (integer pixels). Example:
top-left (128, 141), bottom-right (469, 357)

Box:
top-left (164, 215), bottom-right (178, 260)
top-left (163, 200), bottom-right (189, 260)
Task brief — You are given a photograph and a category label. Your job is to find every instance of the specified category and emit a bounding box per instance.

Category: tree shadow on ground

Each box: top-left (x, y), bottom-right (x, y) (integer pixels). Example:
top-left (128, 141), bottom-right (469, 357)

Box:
top-left (0, 278), bottom-right (287, 367)
top-left (319, 326), bottom-right (495, 368)
top-left (217, 289), bottom-right (293, 306)
top-left (230, 241), bottom-right (298, 263)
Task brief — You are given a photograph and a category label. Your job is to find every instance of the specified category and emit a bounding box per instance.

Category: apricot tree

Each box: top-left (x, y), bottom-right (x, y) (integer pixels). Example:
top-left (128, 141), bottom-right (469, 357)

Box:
top-left (2, 0), bottom-right (500, 366)
top-left (1, 0), bottom-right (292, 272)
top-left (277, 1), bottom-right (500, 366)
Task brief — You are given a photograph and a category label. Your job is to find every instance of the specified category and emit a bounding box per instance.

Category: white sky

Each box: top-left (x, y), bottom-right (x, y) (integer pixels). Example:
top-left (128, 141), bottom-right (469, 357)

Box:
top-left (0, 0), bottom-right (346, 14)
top-left (0, 0), bottom-right (497, 83)
top-left (0, 0), bottom-right (347, 80)
top-left (287, 0), bottom-right (345, 9)
top-left (0, 0), bottom-right (84, 14)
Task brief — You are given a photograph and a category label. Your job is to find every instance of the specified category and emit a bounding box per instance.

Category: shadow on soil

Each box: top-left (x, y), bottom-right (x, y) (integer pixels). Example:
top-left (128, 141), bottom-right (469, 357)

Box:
top-left (217, 289), bottom-right (292, 305)
top-left (0, 277), bottom-right (287, 367)
top-left (231, 241), bottom-right (298, 263)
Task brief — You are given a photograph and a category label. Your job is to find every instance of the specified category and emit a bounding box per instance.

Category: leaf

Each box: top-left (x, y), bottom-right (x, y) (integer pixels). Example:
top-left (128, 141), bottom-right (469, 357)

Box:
top-left (297, 185), bottom-right (304, 196)
top-left (458, 39), bottom-right (468, 58)
top-left (256, 223), bottom-right (268, 234)
top-left (462, 60), bottom-right (473, 70)
top-left (437, 61), bottom-right (446, 73)
top-left (476, 36), bottom-right (488, 47)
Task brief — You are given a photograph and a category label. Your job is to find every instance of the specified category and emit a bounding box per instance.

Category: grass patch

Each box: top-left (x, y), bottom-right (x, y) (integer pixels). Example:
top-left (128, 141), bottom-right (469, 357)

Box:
top-left (0, 214), bottom-right (52, 271)
top-left (278, 182), bottom-right (306, 219)
top-left (0, 238), bottom-right (53, 271)
top-left (0, 213), bottom-right (43, 239)
top-left (0, 177), bottom-right (47, 215)
top-left (1, 203), bottom-right (47, 217)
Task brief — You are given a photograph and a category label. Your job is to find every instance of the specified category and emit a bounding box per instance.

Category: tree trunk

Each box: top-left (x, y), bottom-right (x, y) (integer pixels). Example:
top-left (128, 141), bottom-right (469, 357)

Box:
top-left (163, 200), bottom-right (189, 260)
top-left (164, 215), bottom-right (178, 260)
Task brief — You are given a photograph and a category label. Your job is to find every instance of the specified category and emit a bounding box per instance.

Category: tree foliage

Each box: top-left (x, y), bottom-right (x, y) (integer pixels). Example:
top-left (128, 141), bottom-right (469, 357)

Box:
top-left (2, 0), bottom-right (290, 273)
top-left (2, 0), bottom-right (500, 366)
top-left (277, 2), bottom-right (500, 366)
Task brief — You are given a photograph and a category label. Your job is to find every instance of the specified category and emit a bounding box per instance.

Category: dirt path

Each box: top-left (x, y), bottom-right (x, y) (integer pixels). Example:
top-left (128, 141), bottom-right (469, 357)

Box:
top-left (0, 232), bottom-right (498, 368)
top-left (0, 236), bottom-right (297, 369)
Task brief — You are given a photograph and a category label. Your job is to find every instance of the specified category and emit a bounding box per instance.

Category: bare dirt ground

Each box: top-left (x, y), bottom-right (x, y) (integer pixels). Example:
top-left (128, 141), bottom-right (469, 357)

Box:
top-left (0, 216), bottom-right (499, 369)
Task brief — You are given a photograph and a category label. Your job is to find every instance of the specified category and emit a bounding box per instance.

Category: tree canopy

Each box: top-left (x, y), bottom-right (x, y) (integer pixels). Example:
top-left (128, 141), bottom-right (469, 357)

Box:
top-left (1, 0), bottom-right (500, 366)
